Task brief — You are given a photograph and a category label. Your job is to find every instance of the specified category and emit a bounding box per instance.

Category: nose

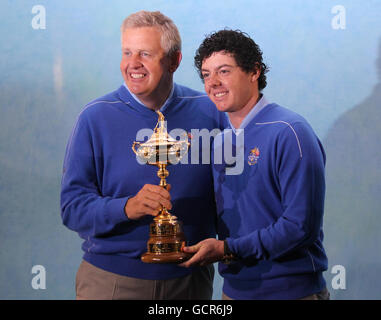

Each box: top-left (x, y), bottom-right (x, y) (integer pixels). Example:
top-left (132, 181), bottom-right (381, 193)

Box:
top-left (128, 53), bottom-right (143, 69)
top-left (207, 72), bottom-right (221, 88)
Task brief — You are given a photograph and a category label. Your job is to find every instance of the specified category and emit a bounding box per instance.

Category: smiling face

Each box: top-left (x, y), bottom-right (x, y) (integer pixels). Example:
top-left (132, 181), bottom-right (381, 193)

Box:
top-left (201, 51), bottom-right (260, 124)
top-left (120, 26), bottom-right (181, 109)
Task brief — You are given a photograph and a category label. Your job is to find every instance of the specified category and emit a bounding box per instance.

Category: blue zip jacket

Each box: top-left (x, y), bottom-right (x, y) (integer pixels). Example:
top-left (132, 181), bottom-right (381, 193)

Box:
top-left (214, 103), bottom-right (328, 299)
top-left (60, 83), bottom-right (224, 280)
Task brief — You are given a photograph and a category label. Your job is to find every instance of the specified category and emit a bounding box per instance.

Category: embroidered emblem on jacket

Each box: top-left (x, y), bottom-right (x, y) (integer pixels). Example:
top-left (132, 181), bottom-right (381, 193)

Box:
top-left (248, 147), bottom-right (260, 165)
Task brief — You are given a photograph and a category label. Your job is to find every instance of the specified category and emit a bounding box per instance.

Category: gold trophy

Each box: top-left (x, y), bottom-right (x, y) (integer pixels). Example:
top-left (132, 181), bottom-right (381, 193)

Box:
top-left (132, 111), bottom-right (191, 263)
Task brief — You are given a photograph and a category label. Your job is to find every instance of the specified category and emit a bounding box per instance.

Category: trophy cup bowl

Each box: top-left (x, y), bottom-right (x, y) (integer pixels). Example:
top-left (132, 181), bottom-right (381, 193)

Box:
top-left (132, 111), bottom-right (191, 263)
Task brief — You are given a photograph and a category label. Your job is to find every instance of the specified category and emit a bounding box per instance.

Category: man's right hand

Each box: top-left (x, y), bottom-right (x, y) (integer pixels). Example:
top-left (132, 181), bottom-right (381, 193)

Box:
top-left (124, 184), bottom-right (172, 220)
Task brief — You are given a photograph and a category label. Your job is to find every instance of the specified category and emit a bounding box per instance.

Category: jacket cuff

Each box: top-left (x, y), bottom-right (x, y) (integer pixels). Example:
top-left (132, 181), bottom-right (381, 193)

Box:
top-left (104, 196), bottom-right (131, 225)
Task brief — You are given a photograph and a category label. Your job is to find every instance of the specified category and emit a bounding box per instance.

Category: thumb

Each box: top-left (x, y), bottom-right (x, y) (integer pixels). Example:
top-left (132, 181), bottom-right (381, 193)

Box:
top-left (166, 184), bottom-right (172, 192)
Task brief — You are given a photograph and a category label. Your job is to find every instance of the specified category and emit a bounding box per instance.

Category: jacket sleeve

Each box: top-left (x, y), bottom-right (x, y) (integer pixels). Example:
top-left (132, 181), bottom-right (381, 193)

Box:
top-left (60, 112), bottom-right (130, 238)
top-left (227, 121), bottom-right (326, 260)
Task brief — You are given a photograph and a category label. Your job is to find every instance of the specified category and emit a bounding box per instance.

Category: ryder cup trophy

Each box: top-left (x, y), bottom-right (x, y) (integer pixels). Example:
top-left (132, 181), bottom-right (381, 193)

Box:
top-left (132, 111), bottom-right (191, 263)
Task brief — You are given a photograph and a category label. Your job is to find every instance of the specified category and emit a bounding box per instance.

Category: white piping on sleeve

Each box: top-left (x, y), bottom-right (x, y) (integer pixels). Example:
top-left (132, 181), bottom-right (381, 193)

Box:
top-left (306, 249), bottom-right (316, 272)
top-left (177, 95), bottom-right (208, 99)
top-left (85, 100), bottom-right (130, 107)
top-left (255, 121), bottom-right (303, 158)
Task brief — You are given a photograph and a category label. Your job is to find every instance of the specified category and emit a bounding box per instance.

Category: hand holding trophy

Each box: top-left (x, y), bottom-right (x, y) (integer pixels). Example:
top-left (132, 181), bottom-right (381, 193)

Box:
top-left (132, 111), bottom-right (191, 263)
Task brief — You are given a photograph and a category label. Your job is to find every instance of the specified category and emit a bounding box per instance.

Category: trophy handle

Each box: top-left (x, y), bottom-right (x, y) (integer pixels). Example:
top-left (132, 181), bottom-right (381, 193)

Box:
top-left (132, 141), bottom-right (141, 155)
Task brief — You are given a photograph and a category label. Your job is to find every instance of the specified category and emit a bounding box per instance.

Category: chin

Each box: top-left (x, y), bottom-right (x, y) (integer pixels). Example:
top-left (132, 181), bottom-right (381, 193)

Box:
top-left (128, 83), bottom-right (146, 95)
top-left (215, 104), bottom-right (230, 113)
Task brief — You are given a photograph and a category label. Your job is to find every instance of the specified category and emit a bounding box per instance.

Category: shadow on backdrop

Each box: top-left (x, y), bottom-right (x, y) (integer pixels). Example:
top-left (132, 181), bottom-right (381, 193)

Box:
top-left (323, 37), bottom-right (381, 299)
top-left (0, 10), bottom-right (120, 299)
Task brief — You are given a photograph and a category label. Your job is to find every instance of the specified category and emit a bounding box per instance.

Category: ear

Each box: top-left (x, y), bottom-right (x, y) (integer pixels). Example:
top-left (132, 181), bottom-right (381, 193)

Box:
top-left (251, 63), bottom-right (261, 82)
top-left (169, 51), bottom-right (182, 73)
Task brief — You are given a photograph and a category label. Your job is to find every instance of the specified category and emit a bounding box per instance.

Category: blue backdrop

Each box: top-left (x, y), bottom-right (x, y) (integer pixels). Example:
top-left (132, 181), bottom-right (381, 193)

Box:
top-left (1, 0), bottom-right (380, 299)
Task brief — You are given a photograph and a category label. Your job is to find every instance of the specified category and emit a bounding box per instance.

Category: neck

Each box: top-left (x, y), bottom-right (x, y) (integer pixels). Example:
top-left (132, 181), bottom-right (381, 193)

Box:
top-left (141, 91), bottom-right (171, 111)
top-left (142, 77), bottom-right (174, 111)
top-left (228, 92), bottom-right (261, 129)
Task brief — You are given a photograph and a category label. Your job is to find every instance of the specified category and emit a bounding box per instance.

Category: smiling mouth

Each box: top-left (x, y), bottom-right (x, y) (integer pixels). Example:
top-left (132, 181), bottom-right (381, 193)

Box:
top-left (130, 73), bottom-right (147, 79)
top-left (214, 91), bottom-right (228, 98)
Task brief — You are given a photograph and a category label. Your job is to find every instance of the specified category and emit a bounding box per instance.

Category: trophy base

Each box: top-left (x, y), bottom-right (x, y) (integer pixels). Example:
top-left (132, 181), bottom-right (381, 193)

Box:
top-left (141, 251), bottom-right (191, 264)
top-left (141, 215), bottom-right (192, 264)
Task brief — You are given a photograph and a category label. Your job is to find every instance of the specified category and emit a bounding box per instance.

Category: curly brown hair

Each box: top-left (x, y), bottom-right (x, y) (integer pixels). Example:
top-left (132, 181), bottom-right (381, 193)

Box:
top-left (195, 29), bottom-right (269, 91)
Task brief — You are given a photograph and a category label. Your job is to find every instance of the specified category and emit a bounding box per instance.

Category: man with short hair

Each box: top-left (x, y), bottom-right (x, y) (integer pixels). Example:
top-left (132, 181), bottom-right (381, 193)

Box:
top-left (61, 11), bottom-right (222, 300)
top-left (181, 29), bottom-right (329, 300)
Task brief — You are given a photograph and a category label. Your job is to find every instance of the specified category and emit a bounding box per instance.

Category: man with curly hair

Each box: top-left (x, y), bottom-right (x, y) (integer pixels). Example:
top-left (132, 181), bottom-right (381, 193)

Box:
top-left (181, 30), bottom-right (330, 300)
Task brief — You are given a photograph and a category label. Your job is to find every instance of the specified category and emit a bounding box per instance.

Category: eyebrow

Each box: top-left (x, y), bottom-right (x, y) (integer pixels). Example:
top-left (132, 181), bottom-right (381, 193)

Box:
top-left (122, 47), bottom-right (152, 52)
top-left (201, 64), bottom-right (236, 72)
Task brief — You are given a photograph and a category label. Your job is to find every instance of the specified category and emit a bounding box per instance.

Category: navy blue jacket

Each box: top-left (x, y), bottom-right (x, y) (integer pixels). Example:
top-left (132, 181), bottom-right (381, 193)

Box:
top-left (214, 103), bottom-right (328, 299)
top-left (61, 83), bottom-right (223, 280)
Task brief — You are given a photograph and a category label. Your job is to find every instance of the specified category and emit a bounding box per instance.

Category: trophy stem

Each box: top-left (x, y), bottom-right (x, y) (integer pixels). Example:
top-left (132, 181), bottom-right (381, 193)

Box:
top-left (155, 163), bottom-right (172, 221)
top-left (157, 163), bottom-right (169, 188)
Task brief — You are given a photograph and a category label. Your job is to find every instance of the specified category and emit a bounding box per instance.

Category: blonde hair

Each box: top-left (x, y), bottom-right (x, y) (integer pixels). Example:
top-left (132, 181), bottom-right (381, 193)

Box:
top-left (121, 11), bottom-right (181, 57)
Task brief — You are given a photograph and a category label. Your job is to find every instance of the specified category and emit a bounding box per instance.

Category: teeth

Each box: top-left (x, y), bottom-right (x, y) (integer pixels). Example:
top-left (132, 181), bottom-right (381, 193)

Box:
top-left (215, 92), bottom-right (227, 97)
top-left (131, 73), bottom-right (145, 79)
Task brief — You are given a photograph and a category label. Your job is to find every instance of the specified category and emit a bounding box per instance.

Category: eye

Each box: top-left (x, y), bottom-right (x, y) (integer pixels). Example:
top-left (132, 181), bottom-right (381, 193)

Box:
top-left (123, 51), bottom-right (131, 57)
top-left (140, 51), bottom-right (150, 57)
top-left (219, 69), bottom-right (230, 76)
top-left (201, 72), bottom-right (210, 79)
